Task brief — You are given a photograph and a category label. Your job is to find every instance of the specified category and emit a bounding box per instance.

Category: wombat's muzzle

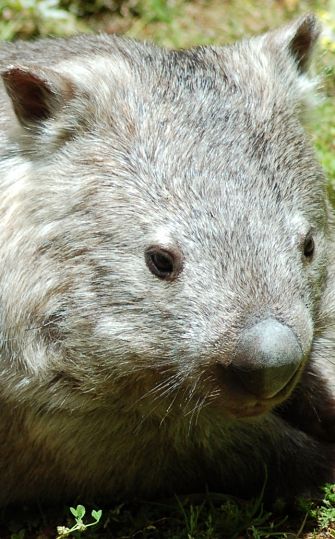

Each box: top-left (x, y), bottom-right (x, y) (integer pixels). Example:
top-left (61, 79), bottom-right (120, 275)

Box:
top-left (231, 318), bottom-right (304, 400)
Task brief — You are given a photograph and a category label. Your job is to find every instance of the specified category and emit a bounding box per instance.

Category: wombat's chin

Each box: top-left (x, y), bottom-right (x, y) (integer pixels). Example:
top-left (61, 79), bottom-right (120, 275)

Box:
top-left (225, 403), bottom-right (270, 419)
top-left (207, 394), bottom-right (274, 419)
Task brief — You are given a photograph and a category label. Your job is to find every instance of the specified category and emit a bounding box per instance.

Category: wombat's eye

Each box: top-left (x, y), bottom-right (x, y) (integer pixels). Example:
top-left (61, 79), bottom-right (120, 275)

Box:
top-left (303, 232), bottom-right (315, 259)
top-left (145, 246), bottom-right (182, 281)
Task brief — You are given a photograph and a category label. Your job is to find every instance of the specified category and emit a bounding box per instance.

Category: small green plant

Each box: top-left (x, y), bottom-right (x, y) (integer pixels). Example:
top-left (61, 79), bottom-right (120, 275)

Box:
top-left (299, 483), bottom-right (335, 534)
top-left (177, 498), bottom-right (206, 538)
top-left (56, 505), bottom-right (102, 538)
top-left (10, 531), bottom-right (25, 539)
top-left (318, 483), bottom-right (335, 530)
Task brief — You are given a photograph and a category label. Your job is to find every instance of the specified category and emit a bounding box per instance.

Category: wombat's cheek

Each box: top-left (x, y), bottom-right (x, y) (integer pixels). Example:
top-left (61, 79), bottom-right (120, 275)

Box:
top-left (208, 318), bottom-right (308, 418)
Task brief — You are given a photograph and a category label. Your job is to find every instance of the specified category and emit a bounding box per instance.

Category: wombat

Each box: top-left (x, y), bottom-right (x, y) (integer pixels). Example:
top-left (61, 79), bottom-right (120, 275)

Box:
top-left (0, 13), bottom-right (334, 506)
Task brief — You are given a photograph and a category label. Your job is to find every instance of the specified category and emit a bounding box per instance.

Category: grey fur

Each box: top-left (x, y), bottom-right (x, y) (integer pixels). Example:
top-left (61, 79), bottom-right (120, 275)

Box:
top-left (0, 14), bottom-right (333, 505)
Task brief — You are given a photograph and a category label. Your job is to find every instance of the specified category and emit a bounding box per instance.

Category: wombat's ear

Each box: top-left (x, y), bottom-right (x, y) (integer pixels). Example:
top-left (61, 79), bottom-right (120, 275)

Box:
top-left (1, 65), bottom-right (74, 129)
top-left (264, 13), bottom-right (320, 73)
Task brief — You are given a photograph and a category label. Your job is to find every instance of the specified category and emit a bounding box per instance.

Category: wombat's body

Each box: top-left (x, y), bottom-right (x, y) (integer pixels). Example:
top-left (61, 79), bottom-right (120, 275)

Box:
top-left (0, 15), bottom-right (334, 506)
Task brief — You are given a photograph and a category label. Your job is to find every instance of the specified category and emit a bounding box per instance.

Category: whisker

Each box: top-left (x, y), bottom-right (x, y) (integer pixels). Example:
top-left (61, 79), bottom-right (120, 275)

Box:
top-left (159, 390), bottom-right (180, 426)
top-left (129, 372), bottom-right (185, 425)
top-left (186, 395), bottom-right (203, 435)
top-left (195, 391), bottom-right (212, 426)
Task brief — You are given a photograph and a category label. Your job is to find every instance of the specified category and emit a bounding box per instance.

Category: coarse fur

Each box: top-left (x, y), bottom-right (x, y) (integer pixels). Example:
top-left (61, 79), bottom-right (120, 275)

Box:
top-left (0, 14), bottom-right (334, 506)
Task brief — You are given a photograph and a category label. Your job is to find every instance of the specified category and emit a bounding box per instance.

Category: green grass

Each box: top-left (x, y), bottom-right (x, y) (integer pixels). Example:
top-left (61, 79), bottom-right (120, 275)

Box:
top-left (0, 1), bottom-right (334, 537)
top-left (313, 100), bottom-right (335, 186)
top-left (2, 485), bottom-right (335, 538)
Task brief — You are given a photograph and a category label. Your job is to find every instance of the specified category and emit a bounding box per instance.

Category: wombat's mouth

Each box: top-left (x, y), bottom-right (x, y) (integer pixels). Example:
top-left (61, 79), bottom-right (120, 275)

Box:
top-left (225, 402), bottom-right (270, 419)
top-left (206, 361), bottom-right (305, 419)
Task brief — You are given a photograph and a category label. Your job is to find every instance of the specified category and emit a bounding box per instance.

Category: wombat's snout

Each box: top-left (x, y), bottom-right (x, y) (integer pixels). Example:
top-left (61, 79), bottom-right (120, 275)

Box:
top-left (229, 319), bottom-right (304, 400)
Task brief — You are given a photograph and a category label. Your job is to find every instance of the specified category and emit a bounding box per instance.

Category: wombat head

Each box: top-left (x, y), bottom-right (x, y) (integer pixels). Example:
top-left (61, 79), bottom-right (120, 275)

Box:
top-left (0, 14), bottom-right (331, 420)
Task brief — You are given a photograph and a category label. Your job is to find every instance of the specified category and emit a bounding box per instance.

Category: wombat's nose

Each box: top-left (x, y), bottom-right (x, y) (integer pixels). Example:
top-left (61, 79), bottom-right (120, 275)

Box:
top-left (231, 319), bottom-right (303, 399)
